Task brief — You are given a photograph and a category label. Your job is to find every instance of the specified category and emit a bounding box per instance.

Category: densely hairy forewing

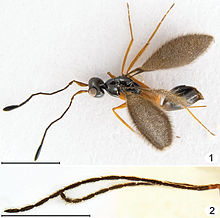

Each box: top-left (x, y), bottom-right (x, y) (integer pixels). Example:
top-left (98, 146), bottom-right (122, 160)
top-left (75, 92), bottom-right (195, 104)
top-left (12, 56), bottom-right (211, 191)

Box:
top-left (126, 93), bottom-right (172, 149)
top-left (140, 34), bottom-right (213, 72)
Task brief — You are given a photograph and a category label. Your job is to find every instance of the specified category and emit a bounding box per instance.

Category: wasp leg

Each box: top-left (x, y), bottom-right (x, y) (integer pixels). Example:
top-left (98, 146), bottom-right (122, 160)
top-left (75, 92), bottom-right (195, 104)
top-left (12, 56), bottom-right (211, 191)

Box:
top-left (184, 107), bottom-right (215, 136)
top-left (188, 105), bottom-right (207, 109)
top-left (121, 3), bottom-right (134, 75)
top-left (126, 3), bottom-right (174, 74)
top-left (112, 103), bottom-right (134, 132)
top-left (107, 72), bottom-right (116, 79)
top-left (148, 89), bottom-right (215, 136)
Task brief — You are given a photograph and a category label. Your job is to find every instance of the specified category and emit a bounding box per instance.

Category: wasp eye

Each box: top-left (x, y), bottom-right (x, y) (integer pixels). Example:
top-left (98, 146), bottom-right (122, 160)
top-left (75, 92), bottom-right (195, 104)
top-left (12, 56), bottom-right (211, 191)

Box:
top-left (88, 88), bottom-right (97, 97)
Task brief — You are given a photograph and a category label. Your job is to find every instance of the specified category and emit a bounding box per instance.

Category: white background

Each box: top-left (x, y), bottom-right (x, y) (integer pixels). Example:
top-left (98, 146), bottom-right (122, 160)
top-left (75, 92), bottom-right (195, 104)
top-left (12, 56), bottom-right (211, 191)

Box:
top-left (0, 0), bottom-right (220, 164)
top-left (1, 167), bottom-right (220, 218)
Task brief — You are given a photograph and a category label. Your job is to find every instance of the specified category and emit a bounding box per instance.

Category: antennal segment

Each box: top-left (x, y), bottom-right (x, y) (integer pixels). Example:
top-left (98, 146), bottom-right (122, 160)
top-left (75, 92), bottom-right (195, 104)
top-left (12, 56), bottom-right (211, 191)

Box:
top-left (4, 175), bottom-right (220, 213)
top-left (34, 90), bottom-right (87, 161)
top-left (3, 80), bottom-right (88, 111)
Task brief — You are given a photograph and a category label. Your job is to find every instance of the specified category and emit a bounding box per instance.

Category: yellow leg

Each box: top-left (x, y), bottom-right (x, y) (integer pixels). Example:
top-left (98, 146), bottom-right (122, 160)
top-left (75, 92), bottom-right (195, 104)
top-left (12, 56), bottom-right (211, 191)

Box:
top-left (188, 105), bottom-right (207, 109)
top-left (185, 107), bottom-right (215, 136)
top-left (126, 3), bottom-right (175, 74)
top-left (121, 3), bottom-right (134, 75)
top-left (112, 103), bottom-right (135, 132)
top-left (107, 72), bottom-right (116, 79)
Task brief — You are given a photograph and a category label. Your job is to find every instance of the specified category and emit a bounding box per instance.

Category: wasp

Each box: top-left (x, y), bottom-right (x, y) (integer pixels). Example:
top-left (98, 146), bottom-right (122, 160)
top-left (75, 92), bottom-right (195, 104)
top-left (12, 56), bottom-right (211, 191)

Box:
top-left (3, 3), bottom-right (215, 160)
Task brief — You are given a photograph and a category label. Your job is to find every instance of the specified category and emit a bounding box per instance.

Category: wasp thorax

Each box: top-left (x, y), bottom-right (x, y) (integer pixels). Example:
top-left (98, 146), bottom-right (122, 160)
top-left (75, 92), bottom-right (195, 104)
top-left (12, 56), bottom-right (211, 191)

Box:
top-left (88, 77), bottom-right (105, 98)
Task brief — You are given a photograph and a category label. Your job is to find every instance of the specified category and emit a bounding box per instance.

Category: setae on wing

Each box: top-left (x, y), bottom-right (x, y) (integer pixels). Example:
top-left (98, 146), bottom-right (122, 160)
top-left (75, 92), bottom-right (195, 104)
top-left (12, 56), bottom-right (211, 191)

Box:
top-left (126, 92), bottom-right (172, 149)
top-left (140, 34), bottom-right (213, 72)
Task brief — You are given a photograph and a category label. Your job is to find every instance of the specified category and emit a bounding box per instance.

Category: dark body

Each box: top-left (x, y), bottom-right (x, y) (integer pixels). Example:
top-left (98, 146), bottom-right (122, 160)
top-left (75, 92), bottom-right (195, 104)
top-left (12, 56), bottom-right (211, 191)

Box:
top-left (88, 76), bottom-right (141, 98)
top-left (88, 76), bottom-right (202, 111)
